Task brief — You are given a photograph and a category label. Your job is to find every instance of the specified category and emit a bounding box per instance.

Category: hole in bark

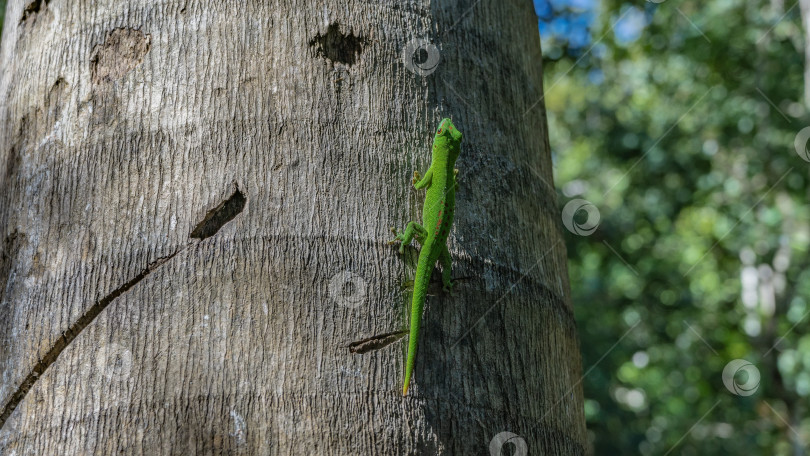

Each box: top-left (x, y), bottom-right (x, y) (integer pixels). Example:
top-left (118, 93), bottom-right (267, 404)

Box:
top-left (309, 23), bottom-right (368, 66)
top-left (45, 77), bottom-right (68, 123)
top-left (90, 28), bottom-right (152, 85)
top-left (4, 145), bottom-right (20, 180)
top-left (19, 0), bottom-right (49, 25)
top-left (4, 114), bottom-right (33, 179)
top-left (190, 187), bottom-right (247, 239)
top-left (348, 330), bottom-right (408, 354)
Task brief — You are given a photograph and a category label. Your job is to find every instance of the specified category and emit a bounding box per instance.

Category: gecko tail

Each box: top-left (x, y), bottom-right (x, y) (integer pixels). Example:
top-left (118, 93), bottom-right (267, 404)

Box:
top-left (402, 244), bottom-right (434, 396)
top-left (402, 332), bottom-right (416, 396)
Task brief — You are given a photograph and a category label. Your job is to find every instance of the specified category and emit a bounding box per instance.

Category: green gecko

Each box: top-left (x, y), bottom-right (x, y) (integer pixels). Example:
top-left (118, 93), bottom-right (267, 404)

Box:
top-left (389, 118), bottom-right (462, 395)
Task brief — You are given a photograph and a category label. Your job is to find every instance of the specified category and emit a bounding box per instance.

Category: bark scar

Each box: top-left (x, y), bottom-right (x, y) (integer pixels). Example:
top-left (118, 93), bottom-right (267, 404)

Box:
top-left (19, 0), bottom-right (50, 26)
top-left (348, 330), bottom-right (408, 354)
top-left (90, 28), bottom-right (152, 85)
top-left (0, 184), bottom-right (247, 429)
top-left (309, 23), bottom-right (368, 66)
top-left (190, 186), bottom-right (247, 239)
top-left (0, 249), bottom-right (181, 430)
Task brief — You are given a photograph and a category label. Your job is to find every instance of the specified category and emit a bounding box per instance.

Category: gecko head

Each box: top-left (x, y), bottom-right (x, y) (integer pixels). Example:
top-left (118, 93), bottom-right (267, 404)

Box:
top-left (433, 118), bottom-right (462, 158)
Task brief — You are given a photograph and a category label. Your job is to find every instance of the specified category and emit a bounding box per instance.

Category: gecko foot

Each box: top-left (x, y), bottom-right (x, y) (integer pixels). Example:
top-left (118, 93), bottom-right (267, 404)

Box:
top-left (387, 226), bottom-right (399, 243)
top-left (442, 281), bottom-right (455, 297)
top-left (387, 227), bottom-right (407, 254)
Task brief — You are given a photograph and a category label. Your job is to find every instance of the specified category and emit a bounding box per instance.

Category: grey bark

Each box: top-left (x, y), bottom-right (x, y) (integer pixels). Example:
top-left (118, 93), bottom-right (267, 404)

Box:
top-left (0, 0), bottom-right (586, 454)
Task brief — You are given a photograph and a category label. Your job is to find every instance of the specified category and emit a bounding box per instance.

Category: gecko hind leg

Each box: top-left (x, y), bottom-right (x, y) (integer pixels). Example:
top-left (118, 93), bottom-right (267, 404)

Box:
top-left (389, 222), bottom-right (427, 254)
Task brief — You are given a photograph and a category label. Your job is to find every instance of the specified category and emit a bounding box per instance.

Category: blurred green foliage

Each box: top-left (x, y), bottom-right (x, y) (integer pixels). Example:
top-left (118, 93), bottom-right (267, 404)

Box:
top-left (0, 1), bottom-right (6, 40)
top-left (544, 1), bottom-right (810, 454)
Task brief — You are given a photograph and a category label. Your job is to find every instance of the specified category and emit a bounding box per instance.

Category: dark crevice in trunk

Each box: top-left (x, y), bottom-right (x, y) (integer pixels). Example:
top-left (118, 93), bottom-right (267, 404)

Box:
top-left (0, 184), bottom-right (248, 430)
top-left (348, 330), bottom-right (408, 354)
top-left (190, 187), bottom-right (247, 239)
top-left (0, 249), bottom-right (180, 430)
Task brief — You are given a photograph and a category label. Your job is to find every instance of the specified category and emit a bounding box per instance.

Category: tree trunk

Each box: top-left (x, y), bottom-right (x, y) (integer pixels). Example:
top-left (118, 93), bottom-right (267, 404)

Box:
top-left (0, 0), bottom-right (586, 454)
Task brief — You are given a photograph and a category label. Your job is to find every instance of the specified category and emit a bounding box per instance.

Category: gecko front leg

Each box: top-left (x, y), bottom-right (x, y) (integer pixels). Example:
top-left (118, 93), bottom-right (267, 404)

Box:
top-left (414, 168), bottom-right (433, 190)
top-left (388, 223), bottom-right (427, 254)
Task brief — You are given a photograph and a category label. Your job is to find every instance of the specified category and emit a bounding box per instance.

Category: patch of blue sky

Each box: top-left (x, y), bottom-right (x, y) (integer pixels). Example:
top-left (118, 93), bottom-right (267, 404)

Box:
top-left (613, 5), bottom-right (649, 45)
top-left (536, 0), bottom-right (651, 52)
top-left (535, 0), bottom-right (597, 51)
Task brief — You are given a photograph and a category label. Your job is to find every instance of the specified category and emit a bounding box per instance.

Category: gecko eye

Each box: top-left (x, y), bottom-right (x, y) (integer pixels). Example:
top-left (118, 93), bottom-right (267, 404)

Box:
top-left (437, 128), bottom-right (443, 135)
